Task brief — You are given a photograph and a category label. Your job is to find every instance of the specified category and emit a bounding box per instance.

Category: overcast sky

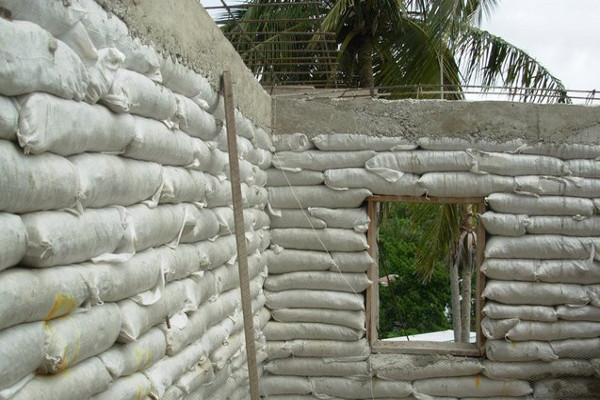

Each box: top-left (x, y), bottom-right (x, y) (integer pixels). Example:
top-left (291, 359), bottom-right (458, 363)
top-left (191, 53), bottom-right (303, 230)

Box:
top-left (481, 0), bottom-right (599, 92)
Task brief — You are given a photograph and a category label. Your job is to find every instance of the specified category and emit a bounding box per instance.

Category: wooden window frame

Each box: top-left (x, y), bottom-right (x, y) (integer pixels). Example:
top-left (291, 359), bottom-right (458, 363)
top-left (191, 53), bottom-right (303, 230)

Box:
top-left (366, 195), bottom-right (486, 357)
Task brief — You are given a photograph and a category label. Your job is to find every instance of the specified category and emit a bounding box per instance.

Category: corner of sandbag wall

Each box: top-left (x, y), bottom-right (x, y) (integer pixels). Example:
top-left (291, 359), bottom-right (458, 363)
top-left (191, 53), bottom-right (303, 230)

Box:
top-left (0, 0), bottom-right (273, 399)
top-left (262, 96), bottom-right (600, 399)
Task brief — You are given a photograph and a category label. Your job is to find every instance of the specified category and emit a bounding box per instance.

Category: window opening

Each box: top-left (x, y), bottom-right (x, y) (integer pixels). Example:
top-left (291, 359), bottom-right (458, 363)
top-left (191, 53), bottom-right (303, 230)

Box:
top-left (366, 196), bottom-right (486, 356)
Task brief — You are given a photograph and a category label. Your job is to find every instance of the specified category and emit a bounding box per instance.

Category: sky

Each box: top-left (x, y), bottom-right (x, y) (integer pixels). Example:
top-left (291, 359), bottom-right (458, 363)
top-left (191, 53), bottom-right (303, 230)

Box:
top-left (481, 0), bottom-right (600, 93)
top-left (201, 0), bottom-right (600, 98)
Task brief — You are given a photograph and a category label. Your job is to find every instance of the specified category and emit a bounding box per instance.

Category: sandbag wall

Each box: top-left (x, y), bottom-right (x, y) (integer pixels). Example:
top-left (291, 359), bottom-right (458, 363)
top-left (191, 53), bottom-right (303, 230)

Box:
top-left (262, 132), bottom-right (600, 399)
top-left (0, 2), bottom-right (272, 399)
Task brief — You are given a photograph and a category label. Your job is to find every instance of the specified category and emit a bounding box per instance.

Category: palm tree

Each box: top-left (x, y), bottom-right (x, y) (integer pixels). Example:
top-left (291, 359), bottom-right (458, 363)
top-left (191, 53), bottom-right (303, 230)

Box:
top-left (221, 0), bottom-right (569, 102)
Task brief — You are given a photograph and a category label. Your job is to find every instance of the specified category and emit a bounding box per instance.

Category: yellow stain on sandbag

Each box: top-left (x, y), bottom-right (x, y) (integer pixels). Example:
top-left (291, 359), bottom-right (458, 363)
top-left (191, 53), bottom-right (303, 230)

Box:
top-left (45, 293), bottom-right (77, 321)
top-left (136, 383), bottom-right (151, 400)
top-left (135, 348), bottom-right (152, 369)
top-left (473, 374), bottom-right (481, 389)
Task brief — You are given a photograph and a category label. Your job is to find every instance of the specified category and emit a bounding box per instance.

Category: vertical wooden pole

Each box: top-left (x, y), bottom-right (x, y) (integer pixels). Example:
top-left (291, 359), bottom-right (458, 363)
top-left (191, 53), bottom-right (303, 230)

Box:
top-left (222, 71), bottom-right (260, 400)
top-left (476, 199), bottom-right (487, 356)
top-left (366, 198), bottom-right (379, 346)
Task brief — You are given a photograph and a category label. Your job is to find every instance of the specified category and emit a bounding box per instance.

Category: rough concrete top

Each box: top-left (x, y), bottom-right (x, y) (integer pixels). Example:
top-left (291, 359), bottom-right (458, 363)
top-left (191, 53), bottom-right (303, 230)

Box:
top-left (273, 97), bottom-right (600, 144)
top-left (97, 0), bottom-right (271, 127)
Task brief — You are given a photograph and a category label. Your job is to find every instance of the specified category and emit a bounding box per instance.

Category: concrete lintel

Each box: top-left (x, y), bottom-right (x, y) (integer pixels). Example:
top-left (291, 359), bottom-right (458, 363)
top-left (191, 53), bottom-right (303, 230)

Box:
top-left (274, 97), bottom-right (600, 144)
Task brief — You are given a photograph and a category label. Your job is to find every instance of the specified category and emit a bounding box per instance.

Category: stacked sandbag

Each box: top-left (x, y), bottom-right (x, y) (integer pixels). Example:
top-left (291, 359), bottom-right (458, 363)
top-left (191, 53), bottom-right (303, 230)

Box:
top-left (0, 3), bottom-right (272, 399)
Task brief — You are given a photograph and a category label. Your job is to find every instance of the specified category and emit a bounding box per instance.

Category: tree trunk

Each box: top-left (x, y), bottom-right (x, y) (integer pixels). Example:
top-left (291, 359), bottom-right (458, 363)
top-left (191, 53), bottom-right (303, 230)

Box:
top-left (459, 204), bottom-right (474, 343)
top-left (449, 258), bottom-right (462, 342)
top-left (356, 35), bottom-right (375, 96)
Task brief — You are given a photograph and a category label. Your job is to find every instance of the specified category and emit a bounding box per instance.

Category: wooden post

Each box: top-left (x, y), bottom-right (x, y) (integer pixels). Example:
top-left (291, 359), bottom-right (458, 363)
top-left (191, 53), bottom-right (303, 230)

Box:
top-left (366, 198), bottom-right (378, 346)
top-left (222, 71), bottom-right (260, 400)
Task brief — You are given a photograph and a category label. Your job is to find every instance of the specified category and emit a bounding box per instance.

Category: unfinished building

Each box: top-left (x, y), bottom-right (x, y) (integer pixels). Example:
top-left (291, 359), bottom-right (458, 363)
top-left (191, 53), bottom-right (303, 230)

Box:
top-left (1, 1), bottom-right (600, 399)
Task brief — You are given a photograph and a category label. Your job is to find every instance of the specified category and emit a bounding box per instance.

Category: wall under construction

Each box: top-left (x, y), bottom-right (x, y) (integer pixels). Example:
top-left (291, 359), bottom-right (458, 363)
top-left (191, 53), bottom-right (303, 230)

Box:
top-left (1, 0), bottom-right (600, 399)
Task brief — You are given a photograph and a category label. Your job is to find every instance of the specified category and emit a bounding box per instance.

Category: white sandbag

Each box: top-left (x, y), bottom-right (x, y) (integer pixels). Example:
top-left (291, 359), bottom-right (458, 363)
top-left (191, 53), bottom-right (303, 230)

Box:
top-left (0, 0), bottom-right (97, 61)
top-left (91, 372), bottom-right (151, 400)
top-left (269, 209), bottom-right (327, 229)
top-left (160, 56), bottom-right (203, 98)
top-left (213, 254), bottom-right (266, 294)
top-left (247, 147), bottom-right (273, 170)
top-left (103, 68), bottom-right (176, 119)
top-left (161, 244), bottom-right (207, 282)
top-left (557, 305), bottom-right (600, 321)
top-left (485, 339), bottom-right (557, 362)
top-left (479, 212), bottom-right (528, 236)
top-left (260, 376), bottom-right (312, 396)
top-left (372, 353), bottom-right (483, 381)
top-left (563, 177), bottom-right (600, 197)
top-left (253, 127), bottom-right (273, 150)
top-left (470, 151), bottom-right (568, 176)
top-left (84, 47), bottom-right (124, 104)
top-left (267, 169), bottom-right (325, 186)
top-left (481, 317), bottom-right (520, 339)
top-left (0, 19), bottom-right (88, 99)
top-left (527, 215), bottom-right (600, 236)
top-left (144, 317), bottom-right (235, 398)
top-left (175, 94), bottom-right (219, 140)
top-left (205, 148), bottom-right (229, 180)
top-left (418, 137), bottom-right (527, 152)
top-left (482, 280), bottom-right (589, 306)
top-left (234, 109), bottom-right (255, 140)
top-left (308, 207), bottom-right (369, 232)
top-left (71, 153), bottom-right (162, 208)
top-left (313, 134), bottom-right (417, 151)
top-left (533, 378), bottom-right (600, 398)
top-left (250, 208), bottom-right (271, 229)
top-left (519, 143), bottom-right (600, 160)
top-left (98, 328), bottom-right (166, 378)
top-left (266, 358), bottom-right (369, 378)
top-left (1, 141), bottom-right (82, 213)
top-left (551, 338), bottom-right (600, 358)
top-left (118, 279), bottom-right (193, 342)
top-left (172, 360), bottom-right (214, 396)
top-left (272, 133), bottom-right (313, 152)
top-left (266, 338), bottom-right (370, 360)
top-left (83, 249), bottom-right (163, 304)
top-left (271, 228), bottom-right (368, 252)
top-left (271, 308), bottom-right (365, 330)
top-left (264, 322), bottom-right (363, 341)
top-left (418, 172), bottom-right (514, 197)
top-left (332, 251), bottom-right (375, 273)
top-left (179, 207), bottom-right (220, 244)
top-left (79, 0), bottom-right (160, 79)
top-left (163, 285), bottom-right (241, 355)
top-left (310, 377), bottom-right (413, 399)
top-left (18, 93), bottom-right (135, 155)
top-left (485, 192), bottom-right (595, 216)
top-left (124, 117), bottom-right (209, 168)
top-left (194, 234), bottom-right (238, 270)
top-left (483, 360), bottom-right (594, 381)
top-left (566, 159), bottom-right (600, 178)
top-left (0, 213), bottom-right (27, 272)
top-left (0, 322), bottom-right (44, 392)
top-left (484, 318), bottom-right (600, 341)
top-left (267, 249), bottom-right (335, 273)
top-left (213, 127), bottom-right (253, 158)
top-left (482, 258), bottom-right (600, 284)
top-left (127, 203), bottom-right (188, 251)
top-left (40, 304), bottom-right (122, 374)
top-left (205, 177), bottom-right (249, 208)
top-left (325, 168), bottom-right (425, 196)
top-left (0, 96), bottom-right (18, 140)
top-left (366, 151), bottom-right (471, 182)
top-left (211, 329), bottom-right (246, 370)
top-left (512, 175), bottom-right (564, 196)
top-left (160, 167), bottom-right (214, 205)
top-left (265, 271), bottom-right (371, 293)
top-left (212, 207), bottom-right (261, 235)
top-left (273, 150), bottom-right (376, 172)
top-left (11, 357), bottom-right (112, 400)
top-left (413, 376), bottom-right (532, 397)
top-left (22, 208), bottom-right (129, 267)
top-left (269, 186), bottom-right (371, 209)
top-left (482, 302), bottom-right (557, 322)
top-left (246, 184), bottom-right (269, 208)
top-left (224, 158), bottom-right (258, 185)
top-left (265, 290), bottom-right (364, 311)
top-left (0, 266), bottom-right (89, 330)
top-left (484, 235), bottom-right (592, 260)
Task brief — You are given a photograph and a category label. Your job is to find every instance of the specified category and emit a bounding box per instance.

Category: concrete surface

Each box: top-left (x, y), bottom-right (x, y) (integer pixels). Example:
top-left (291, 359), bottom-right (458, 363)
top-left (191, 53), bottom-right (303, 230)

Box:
top-left (97, 0), bottom-right (271, 128)
top-left (273, 97), bottom-right (600, 143)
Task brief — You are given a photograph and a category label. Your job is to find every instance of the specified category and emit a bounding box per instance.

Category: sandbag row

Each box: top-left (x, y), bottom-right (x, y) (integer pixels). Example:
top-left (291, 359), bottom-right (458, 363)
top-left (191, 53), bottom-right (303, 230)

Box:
top-left (0, 4), bottom-right (272, 400)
